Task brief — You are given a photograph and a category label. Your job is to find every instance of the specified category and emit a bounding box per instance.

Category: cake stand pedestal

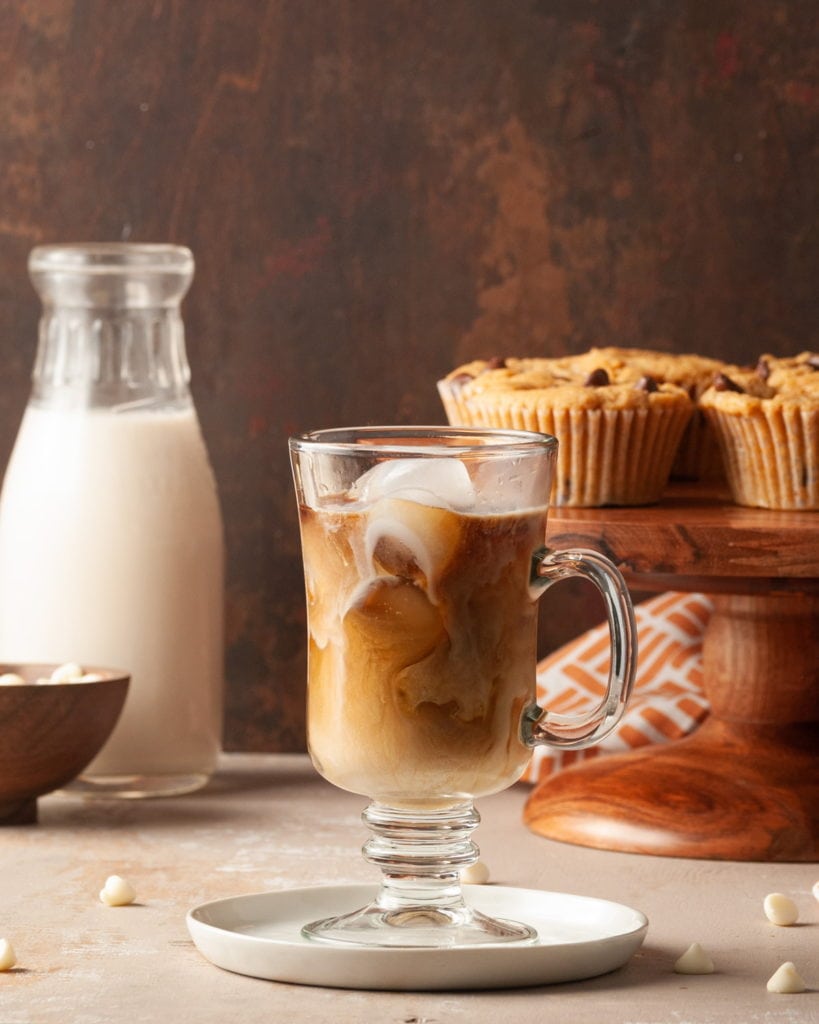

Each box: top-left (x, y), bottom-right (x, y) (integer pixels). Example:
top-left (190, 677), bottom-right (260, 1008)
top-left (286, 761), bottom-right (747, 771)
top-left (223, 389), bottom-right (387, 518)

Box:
top-left (525, 486), bottom-right (819, 862)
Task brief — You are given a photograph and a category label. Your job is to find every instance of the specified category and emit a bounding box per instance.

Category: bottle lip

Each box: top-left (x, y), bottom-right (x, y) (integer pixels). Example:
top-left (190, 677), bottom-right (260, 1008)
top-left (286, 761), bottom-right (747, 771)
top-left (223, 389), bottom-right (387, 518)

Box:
top-left (29, 243), bottom-right (194, 276)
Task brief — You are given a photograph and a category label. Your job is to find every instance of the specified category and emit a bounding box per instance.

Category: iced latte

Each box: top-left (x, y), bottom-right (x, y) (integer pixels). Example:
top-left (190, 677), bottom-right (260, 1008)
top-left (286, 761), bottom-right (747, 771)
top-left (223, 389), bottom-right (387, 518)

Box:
top-left (297, 456), bottom-right (549, 807)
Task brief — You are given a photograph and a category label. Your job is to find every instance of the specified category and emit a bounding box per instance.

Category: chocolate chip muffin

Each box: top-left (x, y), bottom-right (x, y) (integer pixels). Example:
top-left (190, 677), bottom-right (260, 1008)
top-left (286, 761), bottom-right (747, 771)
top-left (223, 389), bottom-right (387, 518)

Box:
top-left (437, 355), bottom-right (693, 507)
top-left (577, 348), bottom-right (727, 480)
top-left (699, 352), bottom-right (819, 509)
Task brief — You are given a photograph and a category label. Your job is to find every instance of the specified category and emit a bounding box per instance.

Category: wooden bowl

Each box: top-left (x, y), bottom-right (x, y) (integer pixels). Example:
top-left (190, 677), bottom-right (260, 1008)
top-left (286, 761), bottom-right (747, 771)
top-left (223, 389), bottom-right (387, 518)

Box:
top-left (0, 664), bottom-right (129, 824)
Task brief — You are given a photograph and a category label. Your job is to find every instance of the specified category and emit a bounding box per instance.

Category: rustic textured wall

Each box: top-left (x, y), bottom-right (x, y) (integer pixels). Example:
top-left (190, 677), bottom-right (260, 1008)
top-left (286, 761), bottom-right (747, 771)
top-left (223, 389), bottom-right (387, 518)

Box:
top-left (1, 1), bottom-right (816, 750)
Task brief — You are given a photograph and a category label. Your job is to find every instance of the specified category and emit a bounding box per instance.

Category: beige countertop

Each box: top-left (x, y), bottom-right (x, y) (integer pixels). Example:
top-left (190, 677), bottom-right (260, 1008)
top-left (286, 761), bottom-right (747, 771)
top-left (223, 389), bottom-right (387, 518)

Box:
top-left (1, 753), bottom-right (816, 1023)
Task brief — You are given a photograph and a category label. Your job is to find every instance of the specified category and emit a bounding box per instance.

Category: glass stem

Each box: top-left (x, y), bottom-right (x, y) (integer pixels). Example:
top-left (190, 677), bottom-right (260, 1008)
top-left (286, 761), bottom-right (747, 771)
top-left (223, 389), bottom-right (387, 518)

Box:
top-left (302, 800), bottom-right (536, 945)
top-left (362, 801), bottom-right (479, 911)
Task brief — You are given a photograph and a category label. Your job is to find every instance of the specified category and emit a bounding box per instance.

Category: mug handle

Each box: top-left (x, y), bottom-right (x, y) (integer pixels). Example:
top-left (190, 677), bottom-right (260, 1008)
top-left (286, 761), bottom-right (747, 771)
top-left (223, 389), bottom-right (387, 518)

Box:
top-left (522, 547), bottom-right (637, 749)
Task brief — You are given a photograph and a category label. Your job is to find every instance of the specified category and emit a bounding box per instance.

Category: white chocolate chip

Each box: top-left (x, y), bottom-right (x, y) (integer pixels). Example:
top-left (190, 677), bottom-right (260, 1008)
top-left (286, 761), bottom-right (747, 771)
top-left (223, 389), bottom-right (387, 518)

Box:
top-left (99, 875), bottom-right (136, 907)
top-left (78, 673), bottom-right (104, 682)
top-left (812, 880), bottom-right (819, 903)
top-left (0, 938), bottom-right (17, 971)
top-left (764, 892), bottom-right (799, 926)
top-left (50, 662), bottom-right (85, 683)
top-left (460, 860), bottom-right (490, 884)
top-left (0, 673), bottom-right (25, 686)
top-left (674, 942), bottom-right (715, 975)
top-left (767, 962), bottom-right (806, 994)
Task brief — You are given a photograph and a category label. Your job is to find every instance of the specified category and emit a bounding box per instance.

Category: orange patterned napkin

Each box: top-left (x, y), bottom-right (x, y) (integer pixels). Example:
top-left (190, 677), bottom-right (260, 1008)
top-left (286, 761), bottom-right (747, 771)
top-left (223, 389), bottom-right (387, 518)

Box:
top-left (522, 591), bottom-right (713, 784)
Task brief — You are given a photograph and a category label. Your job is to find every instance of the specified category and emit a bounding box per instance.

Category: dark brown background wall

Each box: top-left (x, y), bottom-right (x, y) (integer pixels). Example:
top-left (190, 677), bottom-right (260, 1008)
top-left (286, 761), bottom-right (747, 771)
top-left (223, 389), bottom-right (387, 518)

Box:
top-left (1, 1), bottom-right (816, 750)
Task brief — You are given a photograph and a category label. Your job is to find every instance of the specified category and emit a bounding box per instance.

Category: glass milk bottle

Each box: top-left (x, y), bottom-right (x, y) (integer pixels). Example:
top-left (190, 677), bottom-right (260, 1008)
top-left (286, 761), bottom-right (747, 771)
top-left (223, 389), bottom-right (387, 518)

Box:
top-left (0, 244), bottom-right (224, 797)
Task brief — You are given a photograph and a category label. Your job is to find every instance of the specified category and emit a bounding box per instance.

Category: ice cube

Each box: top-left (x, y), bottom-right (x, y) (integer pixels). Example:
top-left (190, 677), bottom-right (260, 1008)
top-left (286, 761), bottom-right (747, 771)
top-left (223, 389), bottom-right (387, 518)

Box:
top-left (343, 576), bottom-right (446, 662)
top-left (471, 457), bottom-right (552, 513)
top-left (364, 498), bottom-right (462, 596)
top-left (352, 458), bottom-right (476, 511)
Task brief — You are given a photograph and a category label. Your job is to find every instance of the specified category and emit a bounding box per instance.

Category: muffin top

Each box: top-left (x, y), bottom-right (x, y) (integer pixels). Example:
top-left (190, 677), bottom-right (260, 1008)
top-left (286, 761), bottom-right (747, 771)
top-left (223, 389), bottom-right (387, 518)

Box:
top-left (700, 352), bottom-right (819, 413)
top-left (581, 348), bottom-right (725, 399)
top-left (439, 354), bottom-right (693, 412)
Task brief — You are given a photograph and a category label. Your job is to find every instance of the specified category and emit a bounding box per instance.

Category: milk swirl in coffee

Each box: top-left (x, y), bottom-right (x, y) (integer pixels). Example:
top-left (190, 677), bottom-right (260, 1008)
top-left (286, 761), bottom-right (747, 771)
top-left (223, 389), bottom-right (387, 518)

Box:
top-left (298, 457), bottom-right (549, 808)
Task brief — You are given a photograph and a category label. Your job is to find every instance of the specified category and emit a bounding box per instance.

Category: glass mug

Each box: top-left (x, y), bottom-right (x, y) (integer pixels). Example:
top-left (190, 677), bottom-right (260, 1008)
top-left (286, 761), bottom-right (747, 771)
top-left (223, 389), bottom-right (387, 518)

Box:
top-left (289, 427), bottom-right (636, 948)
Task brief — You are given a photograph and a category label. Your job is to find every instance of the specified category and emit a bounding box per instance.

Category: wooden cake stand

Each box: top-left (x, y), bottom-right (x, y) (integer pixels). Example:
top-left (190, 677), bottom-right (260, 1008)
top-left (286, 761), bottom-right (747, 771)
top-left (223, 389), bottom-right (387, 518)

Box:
top-left (525, 485), bottom-right (819, 862)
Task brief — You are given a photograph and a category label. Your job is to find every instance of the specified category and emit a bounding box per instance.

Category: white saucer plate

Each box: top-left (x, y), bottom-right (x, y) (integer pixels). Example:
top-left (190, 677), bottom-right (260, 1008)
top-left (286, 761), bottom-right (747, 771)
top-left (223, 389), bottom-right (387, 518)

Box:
top-left (187, 883), bottom-right (648, 991)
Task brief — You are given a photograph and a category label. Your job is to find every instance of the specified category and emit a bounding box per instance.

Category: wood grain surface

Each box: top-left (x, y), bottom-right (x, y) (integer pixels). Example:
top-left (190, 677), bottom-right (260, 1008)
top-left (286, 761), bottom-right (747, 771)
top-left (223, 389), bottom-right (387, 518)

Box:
top-left (1, 2), bottom-right (817, 751)
top-left (547, 484), bottom-right (819, 590)
top-left (529, 492), bottom-right (819, 861)
top-left (525, 717), bottom-right (819, 860)
top-left (0, 667), bottom-right (129, 824)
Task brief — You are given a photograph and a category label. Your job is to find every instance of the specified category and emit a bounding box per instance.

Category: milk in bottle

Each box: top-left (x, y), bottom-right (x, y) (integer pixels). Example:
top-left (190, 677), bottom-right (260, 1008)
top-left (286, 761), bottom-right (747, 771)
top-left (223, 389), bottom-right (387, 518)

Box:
top-left (0, 244), bottom-right (224, 797)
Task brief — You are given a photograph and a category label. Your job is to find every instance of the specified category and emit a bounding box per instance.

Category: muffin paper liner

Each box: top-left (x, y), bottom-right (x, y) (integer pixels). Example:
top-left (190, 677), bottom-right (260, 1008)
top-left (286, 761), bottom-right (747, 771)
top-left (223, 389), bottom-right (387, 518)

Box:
top-left (438, 382), bottom-right (692, 506)
top-left (706, 405), bottom-right (819, 509)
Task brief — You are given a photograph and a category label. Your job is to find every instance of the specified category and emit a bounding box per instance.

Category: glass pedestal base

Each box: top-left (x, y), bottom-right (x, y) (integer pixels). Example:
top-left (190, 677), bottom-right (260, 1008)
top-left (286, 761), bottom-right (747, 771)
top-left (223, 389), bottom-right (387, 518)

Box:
top-left (303, 894), bottom-right (537, 948)
top-left (302, 801), bottom-right (537, 948)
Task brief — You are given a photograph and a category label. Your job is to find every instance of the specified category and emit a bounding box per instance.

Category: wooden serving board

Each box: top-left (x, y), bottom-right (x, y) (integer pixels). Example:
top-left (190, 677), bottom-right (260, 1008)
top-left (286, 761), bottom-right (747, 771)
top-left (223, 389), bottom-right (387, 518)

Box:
top-left (546, 483), bottom-right (819, 591)
top-left (525, 485), bottom-right (819, 862)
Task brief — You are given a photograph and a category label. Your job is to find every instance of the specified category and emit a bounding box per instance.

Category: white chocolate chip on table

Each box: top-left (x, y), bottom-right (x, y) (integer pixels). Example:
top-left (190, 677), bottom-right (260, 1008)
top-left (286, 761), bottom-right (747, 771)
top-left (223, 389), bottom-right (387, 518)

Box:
top-left (0, 673), bottom-right (25, 686)
top-left (99, 875), bottom-right (136, 906)
top-left (674, 943), bottom-right (715, 975)
top-left (763, 892), bottom-right (799, 926)
top-left (460, 861), bottom-right (490, 884)
top-left (767, 962), bottom-right (806, 994)
top-left (813, 880), bottom-right (819, 903)
top-left (0, 938), bottom-right (16, 971)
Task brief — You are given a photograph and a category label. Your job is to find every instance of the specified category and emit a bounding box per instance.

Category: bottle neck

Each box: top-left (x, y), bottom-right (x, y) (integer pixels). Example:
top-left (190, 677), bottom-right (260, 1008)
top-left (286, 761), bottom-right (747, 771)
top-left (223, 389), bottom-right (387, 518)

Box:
top-left (31, 304), bottom-right (192, 411)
